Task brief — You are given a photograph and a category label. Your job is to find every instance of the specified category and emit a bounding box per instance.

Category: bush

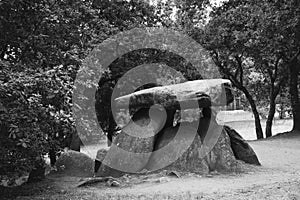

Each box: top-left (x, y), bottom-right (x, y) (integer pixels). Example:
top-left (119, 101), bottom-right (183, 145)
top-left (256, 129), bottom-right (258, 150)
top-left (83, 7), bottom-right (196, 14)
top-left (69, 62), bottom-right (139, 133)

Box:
top-left (0, 62), bottom-right (76, 183)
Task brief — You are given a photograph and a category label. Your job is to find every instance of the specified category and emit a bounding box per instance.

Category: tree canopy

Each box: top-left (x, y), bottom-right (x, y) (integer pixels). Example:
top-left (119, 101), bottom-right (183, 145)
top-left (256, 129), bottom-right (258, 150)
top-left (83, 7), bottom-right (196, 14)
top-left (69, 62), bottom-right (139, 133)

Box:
top-left (183, 0), bottom-right (300, 138)
top-left (0, 0), bottom-right (160, 184)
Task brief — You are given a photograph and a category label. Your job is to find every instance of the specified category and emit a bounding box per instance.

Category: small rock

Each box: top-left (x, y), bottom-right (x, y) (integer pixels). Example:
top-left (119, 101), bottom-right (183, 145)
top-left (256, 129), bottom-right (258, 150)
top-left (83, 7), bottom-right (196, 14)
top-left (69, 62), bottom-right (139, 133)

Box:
top-left (205, 174), bottom-right (213, 178)
top-left (139, 169), bottom-right (150, 174)
top-left (156, 177), bottom-right (169, 183)
top-left (106, 180), bottom-right (120, 187)
top-left (51, 166), bottom-right (57, 171)
top-left (210, 170), bottom-right (220, 175)
top-left (167, 171), bottom-right (181, 178)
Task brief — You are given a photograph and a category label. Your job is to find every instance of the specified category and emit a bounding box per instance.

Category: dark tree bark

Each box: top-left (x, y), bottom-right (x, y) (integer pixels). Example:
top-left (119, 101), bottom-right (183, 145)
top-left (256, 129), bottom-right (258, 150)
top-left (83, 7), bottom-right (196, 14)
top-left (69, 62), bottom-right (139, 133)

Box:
top-left (105, 112), bottom-right (118, 147)
top-left (107, 130), bottom-right (113, 147)
top-left (289, 61), bottom-right (300, 131)
top-left (228, 73), bottom-right (264, 139)
top-left (49, 149), bottom-right (57, 167)
top-left (265, 58), bottom-right (284, 138)
top-left (265, 81), bottom-right (283, 138)
top-left (243, 89), bottom-right (264, 139)
top-left (265, 94), bottom-right (276, 138)
top-left (213, 53), bottom-right (264, 139)
top-left (27, 158), bottom-right (45, 183)
top-left (65, 132), bottom-right (83, 151)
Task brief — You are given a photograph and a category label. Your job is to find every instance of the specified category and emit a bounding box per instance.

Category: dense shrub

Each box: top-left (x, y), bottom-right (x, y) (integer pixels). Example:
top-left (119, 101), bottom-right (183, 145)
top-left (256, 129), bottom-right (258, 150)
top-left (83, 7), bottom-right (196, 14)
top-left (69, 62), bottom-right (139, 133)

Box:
top-left (0, 61), bottom-right (76, 181)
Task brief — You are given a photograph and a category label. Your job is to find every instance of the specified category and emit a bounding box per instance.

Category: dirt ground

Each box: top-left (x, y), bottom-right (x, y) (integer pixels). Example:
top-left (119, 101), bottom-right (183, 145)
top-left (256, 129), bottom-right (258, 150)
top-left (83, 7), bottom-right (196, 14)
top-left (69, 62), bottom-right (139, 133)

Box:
top-left (3, 131), bottom-right (300, 200)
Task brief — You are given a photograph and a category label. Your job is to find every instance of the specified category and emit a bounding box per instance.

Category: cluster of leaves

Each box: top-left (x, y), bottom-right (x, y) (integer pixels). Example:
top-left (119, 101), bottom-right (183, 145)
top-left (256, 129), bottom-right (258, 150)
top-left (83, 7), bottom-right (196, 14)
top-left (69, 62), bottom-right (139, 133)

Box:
top-left (0, 0), bottom-right (160, 68)
top-left (197, 0), bottom-right (299, 137)
top-left (0, 61), bottom-right (76, 177)
top-left (0, 0), bottom-right (161, 180)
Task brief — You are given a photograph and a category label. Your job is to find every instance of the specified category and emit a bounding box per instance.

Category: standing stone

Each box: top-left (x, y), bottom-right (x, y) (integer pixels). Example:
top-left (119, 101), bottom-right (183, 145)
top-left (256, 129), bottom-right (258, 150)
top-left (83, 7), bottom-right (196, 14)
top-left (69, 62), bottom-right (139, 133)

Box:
top-left (146, 124), bottom-right (210, 173)
top-left (146, 119), bottom-right (239, 174)
top-left (206, 127), bottom-right (239, 172)
top-left (97, 107), bottom-right (166, 177)
top-left (225, 126), bottom-right (261, 165)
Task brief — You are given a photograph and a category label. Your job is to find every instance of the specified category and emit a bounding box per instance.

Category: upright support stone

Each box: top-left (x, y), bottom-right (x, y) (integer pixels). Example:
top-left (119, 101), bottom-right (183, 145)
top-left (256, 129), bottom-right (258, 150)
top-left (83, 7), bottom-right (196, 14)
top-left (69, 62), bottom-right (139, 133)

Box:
top-left (97, 107), bottom-right (165, 177)
top-left (225, 126), bottom-right (261, 166)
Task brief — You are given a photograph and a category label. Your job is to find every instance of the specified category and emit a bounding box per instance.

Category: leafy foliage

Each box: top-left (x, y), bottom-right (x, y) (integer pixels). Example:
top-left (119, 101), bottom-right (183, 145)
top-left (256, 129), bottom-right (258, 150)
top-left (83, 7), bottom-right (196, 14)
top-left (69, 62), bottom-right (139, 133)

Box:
top-left (0, 61), bottom-right (76, 178)
top-left (194, 0), bottom-right (300, 137)
top-left (0, 0), bottom-right (160, 183)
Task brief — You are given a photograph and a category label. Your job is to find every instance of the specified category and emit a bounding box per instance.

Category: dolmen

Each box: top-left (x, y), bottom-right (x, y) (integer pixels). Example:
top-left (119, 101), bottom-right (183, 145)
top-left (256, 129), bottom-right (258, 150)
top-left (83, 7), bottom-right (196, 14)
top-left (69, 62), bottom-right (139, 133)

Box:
top-left (96, 79), bottom-right (260, 177)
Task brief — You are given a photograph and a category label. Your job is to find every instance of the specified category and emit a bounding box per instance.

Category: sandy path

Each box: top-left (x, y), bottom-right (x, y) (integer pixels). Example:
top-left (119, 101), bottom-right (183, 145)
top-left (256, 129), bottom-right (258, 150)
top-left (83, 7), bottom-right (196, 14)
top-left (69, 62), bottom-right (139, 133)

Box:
top-left (83, 133), bottom-right (300, 199)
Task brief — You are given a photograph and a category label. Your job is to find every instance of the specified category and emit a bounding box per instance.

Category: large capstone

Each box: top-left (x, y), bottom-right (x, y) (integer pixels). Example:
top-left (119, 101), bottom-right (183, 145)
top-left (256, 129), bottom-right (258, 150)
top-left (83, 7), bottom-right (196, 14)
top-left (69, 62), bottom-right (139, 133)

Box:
top-left (115, 79), bottom-right (233, 112)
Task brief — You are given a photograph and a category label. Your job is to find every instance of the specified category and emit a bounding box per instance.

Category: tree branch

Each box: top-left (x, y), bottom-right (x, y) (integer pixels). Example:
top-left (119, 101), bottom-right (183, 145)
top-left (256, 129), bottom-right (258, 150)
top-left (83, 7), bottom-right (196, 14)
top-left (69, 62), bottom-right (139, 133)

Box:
top-left (286, 48), bottom-right (300, 71)
top-left (234, 55), bottom-right (243, 86)
top-left (273, 56), bottom-right (282, 81)
top-left (290, 48), bottom-right (300, 64)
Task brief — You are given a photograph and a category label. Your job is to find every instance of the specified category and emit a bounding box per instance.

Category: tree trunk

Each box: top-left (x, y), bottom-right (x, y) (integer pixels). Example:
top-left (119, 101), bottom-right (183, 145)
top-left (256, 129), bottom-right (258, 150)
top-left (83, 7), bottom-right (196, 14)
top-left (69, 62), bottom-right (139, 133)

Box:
top-left (242, 89), bottom-right (264, 139)
top-left (107, 130), bottom-right (113, 147)
top-left (69, 133), bottom-right (82, 152)
top-left (224, 73), bottom-right (264, 139)
top-left (27, 158), bottom-right (46, 183)
top-left (49, 149), bottom-right (57, 167)
top-left (279, 103), bottom-right (284, 119)
top-left (289, 65), bottom-right (300, 131)
top-left (266, 94), bottom-right (276, 138)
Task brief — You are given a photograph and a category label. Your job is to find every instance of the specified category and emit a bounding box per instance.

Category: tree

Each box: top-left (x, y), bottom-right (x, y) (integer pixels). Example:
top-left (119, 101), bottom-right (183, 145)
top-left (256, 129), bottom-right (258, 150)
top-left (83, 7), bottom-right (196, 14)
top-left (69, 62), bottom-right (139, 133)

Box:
top-left (198, 0), bottom-right (266, 139)
top-left (243, 0), bottom-right (300, 135)
top-left (0, 61), bottom-right (77, 182)
top-left (195, 0), bottom-right (300, 138)
top-left (245, 0), bottom-right (300, 133)
top-left (279, 0), bottom-right (300, 132)
top-left (0, 0), bottom-right (97, 68)
top-left (0, 0), bottom-right (103, 183)
top-left (162, 0), bottom-right (267, 139)
top-left (0, 0), bottom-right (161, 183)
top-left (154, 0), bottom-right (210, 31)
